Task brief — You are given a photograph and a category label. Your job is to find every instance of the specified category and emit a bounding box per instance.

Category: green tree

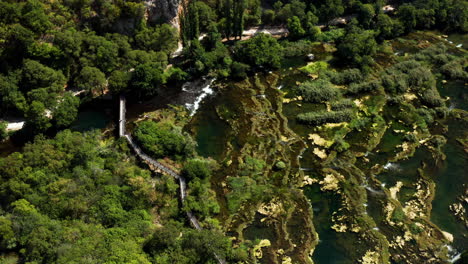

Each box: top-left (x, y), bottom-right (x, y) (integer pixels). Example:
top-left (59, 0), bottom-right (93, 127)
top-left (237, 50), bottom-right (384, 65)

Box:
top-left (304, 11), bottom-right (319, 36)
top-left (287, 16), bottom-right (306, 39)
top-left (129, 63), bottom-right (166, 97)
top-left (0, 72), bottom-right (27, 114)
top-left (235, 33), bottom-right (283, 69)
top-left (398, 4), bottom-right (417, 33)
top-left (76, 66), bottom-right (106, 95)
top-left (0, 122), bottom-right (8, 141)
top-left (182, 159), bottom-right (212, 181)
top-left (53, 93), bottom-right (80, 127)
top-left (376, 13), bottom-right (396, 41)
top-left (320, 0), bottom-right (344, 21)
top-left (26, 100), bottom-right (51, 131)
top-left (276, 0), bottom-right (306, 23)
top-left (337, 29), bottom-right (377, 68)
top-left (135, 24), bottom-right (178, 55)
top-left (21, 59), bottom-right (66, 93)
top-left (54, 29), bottom-right (83, 58)
top-left (134, 121), bottom-right (194, 160)
top-left (358, 4), bottom-right (375, 29)
top-left (21, 0), bottom-right (52, 34)
top-left (108, 70), bottom-right (131, 94)
top-left (262, 9), bottom-right (275, 25)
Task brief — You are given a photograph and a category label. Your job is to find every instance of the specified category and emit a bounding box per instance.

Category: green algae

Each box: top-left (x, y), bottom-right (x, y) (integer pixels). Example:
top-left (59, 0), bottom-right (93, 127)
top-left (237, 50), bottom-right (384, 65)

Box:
top-left (180, 30), bottom-right (468, 264)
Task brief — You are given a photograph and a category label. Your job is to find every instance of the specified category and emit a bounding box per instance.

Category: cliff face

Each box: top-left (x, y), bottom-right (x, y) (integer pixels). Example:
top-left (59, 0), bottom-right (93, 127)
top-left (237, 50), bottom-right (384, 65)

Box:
top-left (145, 0), bottom-right (182, 28)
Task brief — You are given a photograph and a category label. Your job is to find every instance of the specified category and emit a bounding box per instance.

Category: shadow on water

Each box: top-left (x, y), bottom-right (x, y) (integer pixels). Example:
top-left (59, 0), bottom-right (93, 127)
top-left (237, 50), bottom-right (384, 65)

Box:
top-left (71, 110), bottom-right (110, 132)
top-left (304, 185), bottom-right (349, 264)
top-left (188, 97), bottom-right (230, 160)
top-left (431, 116), bottom-right (468, 251)
top-left (438, 80), bottom-right (468, 112)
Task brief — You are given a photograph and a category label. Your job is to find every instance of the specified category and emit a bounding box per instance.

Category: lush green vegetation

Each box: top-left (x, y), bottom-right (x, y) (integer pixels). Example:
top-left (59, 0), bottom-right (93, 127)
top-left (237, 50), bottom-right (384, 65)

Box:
top-left (1, 0), bottom-right (467, 263)
top-left (0, 0), bottom-right (182, 136)
top-left (134, 120), bottom-right (196, 161)
top-left (297, 109), bottom-right (354, 125)
top-left (298, 79), bottom-right (341, 103)
top-left (0, 131), bottom-right (173, 262)
top-left (0, 130), bottom-right (247, 263)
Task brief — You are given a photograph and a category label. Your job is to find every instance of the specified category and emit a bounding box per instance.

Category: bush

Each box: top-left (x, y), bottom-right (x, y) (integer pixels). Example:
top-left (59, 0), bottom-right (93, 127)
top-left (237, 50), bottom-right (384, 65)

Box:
top-left (297, 79), bottom-right (341, 103)
top-left (331, 99), bottom-right (355, 111)
top-left (297, 110), bottom-right (353, 126)
top-left (416, 108), bottom-right (435, 124)
top-left (230, 62), bottom-right (250, 80)
top-left (410, 223), bottom-right (423, 234)
top-left (346, 80), bottom-right (381, 94)
top-left (326, 68), bottom-right (363, 85)
top-left (182, 159), bottom-right (212, 181)
top-left (391, 207), bottom-right (406, 222)
top-left (419, 88), bottom-right (444, 107)
top-left (281, 40), bottom-right (315, 57)
top-left (274, 161), bottom-right (286, 170)
top-left (0, 121), bottom-right (8, 141)
top-left (381, 74), bottom-right (409, 94)
top-left (299, 61), bottom-right (329, 75)
top-left (316, 28), bottom-right (345, 42)
top-left (393, 60), bottom-right (421, 73)
top-left (407, 67), bottom-right (434, 88)
top-left (440, 60), bottom-right (468, 81)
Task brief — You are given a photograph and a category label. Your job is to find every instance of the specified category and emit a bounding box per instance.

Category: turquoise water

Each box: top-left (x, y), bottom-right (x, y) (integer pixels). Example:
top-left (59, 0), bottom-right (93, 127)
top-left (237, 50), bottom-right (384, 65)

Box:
top-left (183, 32), bottom-right (467, 263)
top-left (189, 99), bottom-right (230, 160)
top-left (431, 116), bottom-right (468, 251)
top-left (439, 81), bottom-right (468, 111)
top-left (71, 110), bottom-right (110, 132)
top-left (305, 185), bottom-right (350, 264)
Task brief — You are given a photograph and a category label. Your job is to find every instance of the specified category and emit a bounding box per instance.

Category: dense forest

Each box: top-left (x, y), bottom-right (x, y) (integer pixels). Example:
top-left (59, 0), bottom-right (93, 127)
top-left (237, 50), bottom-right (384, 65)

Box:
top-left (0, 0), bottom-right (467, 263)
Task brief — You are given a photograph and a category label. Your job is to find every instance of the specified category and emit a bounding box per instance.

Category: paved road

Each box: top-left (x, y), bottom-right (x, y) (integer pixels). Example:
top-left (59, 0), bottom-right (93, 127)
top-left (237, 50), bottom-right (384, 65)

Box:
top-left (119, 96), bottom-right (226, 264)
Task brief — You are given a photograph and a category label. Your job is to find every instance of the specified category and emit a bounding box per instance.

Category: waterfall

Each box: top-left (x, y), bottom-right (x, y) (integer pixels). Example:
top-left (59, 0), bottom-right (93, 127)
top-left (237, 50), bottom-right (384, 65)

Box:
top-left (384, 162), bottom-right (400, 171)
top-left (184, 79), bottom-right (215, 116)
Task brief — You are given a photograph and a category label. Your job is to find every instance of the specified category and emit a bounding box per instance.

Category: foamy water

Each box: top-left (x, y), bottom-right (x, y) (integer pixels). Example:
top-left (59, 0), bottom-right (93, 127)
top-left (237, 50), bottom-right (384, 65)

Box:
top-left (384, 162), bottom-right (400, 171)
top-left (445, 245), bottom-right (462, 263)
top-left (185, 79), bottom-right (215, 116)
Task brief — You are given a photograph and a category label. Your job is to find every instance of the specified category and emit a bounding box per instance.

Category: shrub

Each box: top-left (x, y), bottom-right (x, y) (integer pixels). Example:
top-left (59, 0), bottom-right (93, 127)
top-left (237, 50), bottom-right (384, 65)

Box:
top-left (333, 138), bottom-right (350, 152)
top-left (299, 61), bottom-right (329, 75)
top-left (274, 161), bottom-right (286, 170)
top-left (440, 60), bottom-right (468, 81)
top-left (327, 68), bottom-right (363, 85)
top-left (297, 110), bottom-right (353, 126)
top-left (419, 88), bottom-right (444, 107)
top-left (416, 108), bottom-right (435, 124)
top-left (391, 207), bottom-right (406, 222)
top-left (410, 223), bottom-right (423, 234)
top-left (393, 60), bottom-right (421, 73)
top-left (407, 67), bottom-right (434, 88)
top-left (281, 40), bottom-right (315, 57)
top-left (182, 159), bottom-right (212, 181)
top-left (331, 99), bottom-right (355, 111)
top-left (230, 62), bottom-right (250, 80)
top-left (0, 121), bottom-right (8, 141)
top-left (297, 79), bottom-right (341, 103)
top-left (381, 74), bottom-right (409, 94)
top-left (316, 28), bottom-right (345, 42)
top-left (346, 80), bottom-right (381, 94)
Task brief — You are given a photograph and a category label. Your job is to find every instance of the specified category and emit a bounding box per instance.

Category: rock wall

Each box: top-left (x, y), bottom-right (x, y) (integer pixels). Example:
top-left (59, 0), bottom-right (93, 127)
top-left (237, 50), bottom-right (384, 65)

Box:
top-left (145, 0), bottom-right (182, 28)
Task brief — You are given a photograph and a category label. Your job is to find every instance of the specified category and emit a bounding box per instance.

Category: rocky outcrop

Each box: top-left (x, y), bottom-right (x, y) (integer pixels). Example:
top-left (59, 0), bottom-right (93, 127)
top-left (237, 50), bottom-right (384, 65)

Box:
top-left (145, 0), bottom-right (182, 28)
